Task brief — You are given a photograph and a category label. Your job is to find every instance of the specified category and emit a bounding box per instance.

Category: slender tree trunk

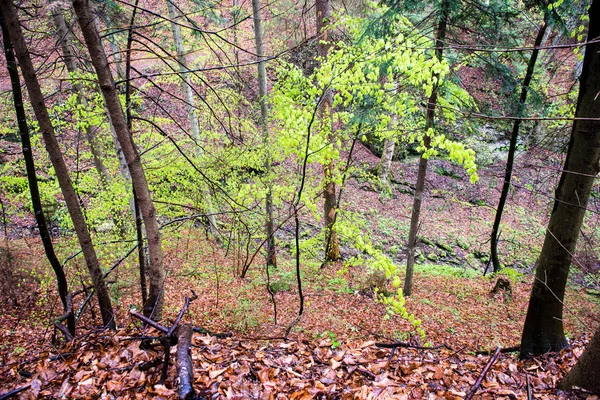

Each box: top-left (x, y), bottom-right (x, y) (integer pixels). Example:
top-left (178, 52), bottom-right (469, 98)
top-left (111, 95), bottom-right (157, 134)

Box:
top-left (165, 0), bottom-right (218, 235)
top-left (50, 2), bottom-right (111, 186)
top-left (379, 113), bottom-right (397, 187)
top-left (251, 0), bottom-right (276, 267)
top-left (0, 0), bottom-right (116, 329)
top-left (316, 0), bottom-right (340, 261)
top-left (72, 0), bottom-right (166, 321)
top-left (520, 0), bottom-right (600, 358)
top-left (0, 10), bottom-right (75, 336)
top-left (404, 0), bottom-right (448, 297)
top-left (490, 14), bottom-right (548, 273)
top-left (560, 324), bottom-right (600, 394)
top-left (101, 13), bottom-right (126, 84)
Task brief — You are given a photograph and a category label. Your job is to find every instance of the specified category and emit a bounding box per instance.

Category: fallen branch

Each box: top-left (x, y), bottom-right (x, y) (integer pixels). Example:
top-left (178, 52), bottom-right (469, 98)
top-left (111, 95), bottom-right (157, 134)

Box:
top-left (465, 347), bottom-right (502, 400)
top-left (0, 385), bottom-right (30, 400)
top-left (192, 326), bottom-right (231, 339)
top-left (176, 324), bottom-right (194, 400)
top-left (129, 291), bottom-right (199, 399)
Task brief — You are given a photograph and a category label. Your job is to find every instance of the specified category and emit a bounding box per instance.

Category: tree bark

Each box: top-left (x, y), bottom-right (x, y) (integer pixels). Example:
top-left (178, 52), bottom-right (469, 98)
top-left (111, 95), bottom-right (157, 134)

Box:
top-left (560, 324), bottom-right (600, 394)
top-left (165, 0), bottom-right (218, 236)
top-left (50, 1), bottom-right (112, 186)
top-left (379, 138), bottom-right (395, 186)
top-left (176, 324), bottom-right (195, 399)
top-left (520, 0), bottom-right (600, 358)
top-left (404, 0), bottom-right (448, 297)
top-left (72, 0), bottom-right (166, 321)
top-left (0, 9), bottom-right (75, 336)
top-left (0, 0), bottom-right (115, 329)
top-left (490, 13), bottom-right (548, 273)
top-left (251, 0), bottom-right (276, 267)
top-left (316, 0), bottom-right (340, 261)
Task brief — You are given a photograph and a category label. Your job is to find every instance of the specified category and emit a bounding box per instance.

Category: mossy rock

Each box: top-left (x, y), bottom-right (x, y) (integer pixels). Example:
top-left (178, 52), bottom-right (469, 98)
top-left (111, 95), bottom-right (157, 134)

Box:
top-left (436, 241), bottom-right (455, 256)
top-left (473, 250), bottom-right (490, 262)
top-left (427, 253), bottom-right (439, 261)
top-left (421, 237), bottom-right (434, 246)
top-left (457, 240), bottom-right (470, 250)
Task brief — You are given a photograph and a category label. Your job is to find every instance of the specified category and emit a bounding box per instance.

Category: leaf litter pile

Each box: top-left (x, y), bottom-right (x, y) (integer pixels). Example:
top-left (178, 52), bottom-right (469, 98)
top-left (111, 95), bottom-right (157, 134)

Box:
top-left (1, 242), bottom-right (598, 399)
top-left (1, 153), bottom-right (600, 399)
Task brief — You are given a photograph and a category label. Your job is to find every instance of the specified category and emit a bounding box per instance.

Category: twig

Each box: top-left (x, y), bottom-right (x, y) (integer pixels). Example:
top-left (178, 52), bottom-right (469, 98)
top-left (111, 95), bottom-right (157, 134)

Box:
top-left (192, 326), bottom-right (231, 339)
top-left (475, 345), bottom-right (519, 355)
top-left (130, 310), bottom-right (169, 334)
top-left (167, 291), bottom-right (198, 337)
top-left (465, 347), bottom-right (502, 400)
top-left (0, 385), bottom-right (30, 400)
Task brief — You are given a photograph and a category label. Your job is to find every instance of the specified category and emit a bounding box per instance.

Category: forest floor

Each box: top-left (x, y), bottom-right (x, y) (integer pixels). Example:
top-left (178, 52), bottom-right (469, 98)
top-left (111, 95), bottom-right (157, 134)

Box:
top-left (1, 143), bottom-right (600, 399)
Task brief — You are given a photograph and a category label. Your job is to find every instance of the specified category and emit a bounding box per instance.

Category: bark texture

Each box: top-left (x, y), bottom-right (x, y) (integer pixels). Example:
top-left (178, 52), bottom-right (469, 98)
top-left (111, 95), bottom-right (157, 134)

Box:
top-left (0, 9), bottom-right (75, 336)
top-left (0, 0), bottom-right (115, 329)
top-left (316, 0), bottom-right (340, 261)
top-left (520, 0), bottom-right (600, 358)
top-left (251, 0), bottom-right (276, 267)
top-left (176, 324), bottom-right (195, 399)
top-left (404, 0), bottom-right (448, 297)
top-left (560, 324), bottom-right (600, 394)
top-left (72, 0), bottom-right (166, 320)
top-left (490, 13), bottom-right (548, 273)
top-left (379, 138), bottom-right (395, 186)
top-left (50, 1), bottom-right (112, 186)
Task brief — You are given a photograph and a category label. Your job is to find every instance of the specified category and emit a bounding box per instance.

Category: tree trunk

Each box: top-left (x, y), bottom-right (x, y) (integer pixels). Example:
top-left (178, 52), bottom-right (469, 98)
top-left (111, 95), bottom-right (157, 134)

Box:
top-left (251, 0), bottom-right (276, 267)
top-left (490, 13), bottom-right (548, 273)
top-left (0, 10), bottom-right (75, 336)
top-left (0, 0), bottom-right (116, 329)
top-left (165, 0), bottom-right (218, 236)
top-left (72, 0), bottom-right (166, 321)
top-left (50, 2), bottom-right (111, 186)
top-left (520, 0), bottom-right (600, 358)
top-left (404, 0), bottom-right (448, 297)
top-left (379, 134), bottom-right (396, 186)
top-left (560, 324), bottom-right (600, 394)
top-left (316, 0), bottom-right (340, 261)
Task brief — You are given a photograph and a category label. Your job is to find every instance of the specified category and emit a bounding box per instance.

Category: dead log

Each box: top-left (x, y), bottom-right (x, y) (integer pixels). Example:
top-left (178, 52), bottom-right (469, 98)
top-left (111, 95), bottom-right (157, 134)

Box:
top-left (176, 324), bottom-right (194, 400)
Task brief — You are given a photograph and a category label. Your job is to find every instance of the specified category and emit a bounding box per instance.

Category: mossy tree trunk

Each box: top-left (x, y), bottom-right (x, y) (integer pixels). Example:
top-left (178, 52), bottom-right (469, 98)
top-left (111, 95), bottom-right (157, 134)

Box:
top-left (560, 324), bottom-right (600, 394)
top-left (490, 13), bottom-right (548, 273)
top-left (72, 0), bottom-right (166, 321)
top-left (0, 0), bottom-right (116, 329)
top-left (520, 0), bottom-right (600, 358)
top-left (316, 0), bottom-right (340, 261)
top-left (404, 0), bottom-right (448, 297)
top-left (251, 0), bottom-right (276, 267)
top-left (0, 8), bottom-right (76, 336)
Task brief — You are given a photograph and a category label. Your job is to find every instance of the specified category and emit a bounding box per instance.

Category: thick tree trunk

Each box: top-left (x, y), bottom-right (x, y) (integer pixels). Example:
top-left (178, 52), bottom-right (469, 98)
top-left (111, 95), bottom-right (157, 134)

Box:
top-left (72, 0), bottom-right (166, 321)
top-left (316, 0), bottom-right (340, 261)
top-left (490, 14), bottom-right (548, 273)
top-left (251, 0), bottom-right (276, 267)
top-left (560, 324), bottom-right (600, 394)
top-left (404, 0), bottom-right (448, 297)
top-left (0, 10), bottom-right (75, 336)
top-left (0, 0), bottom-right (116, 329)
top-left (520, 0), bottom-right (600, 358)
top-left (165, 0), bottom-right (218, 235)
